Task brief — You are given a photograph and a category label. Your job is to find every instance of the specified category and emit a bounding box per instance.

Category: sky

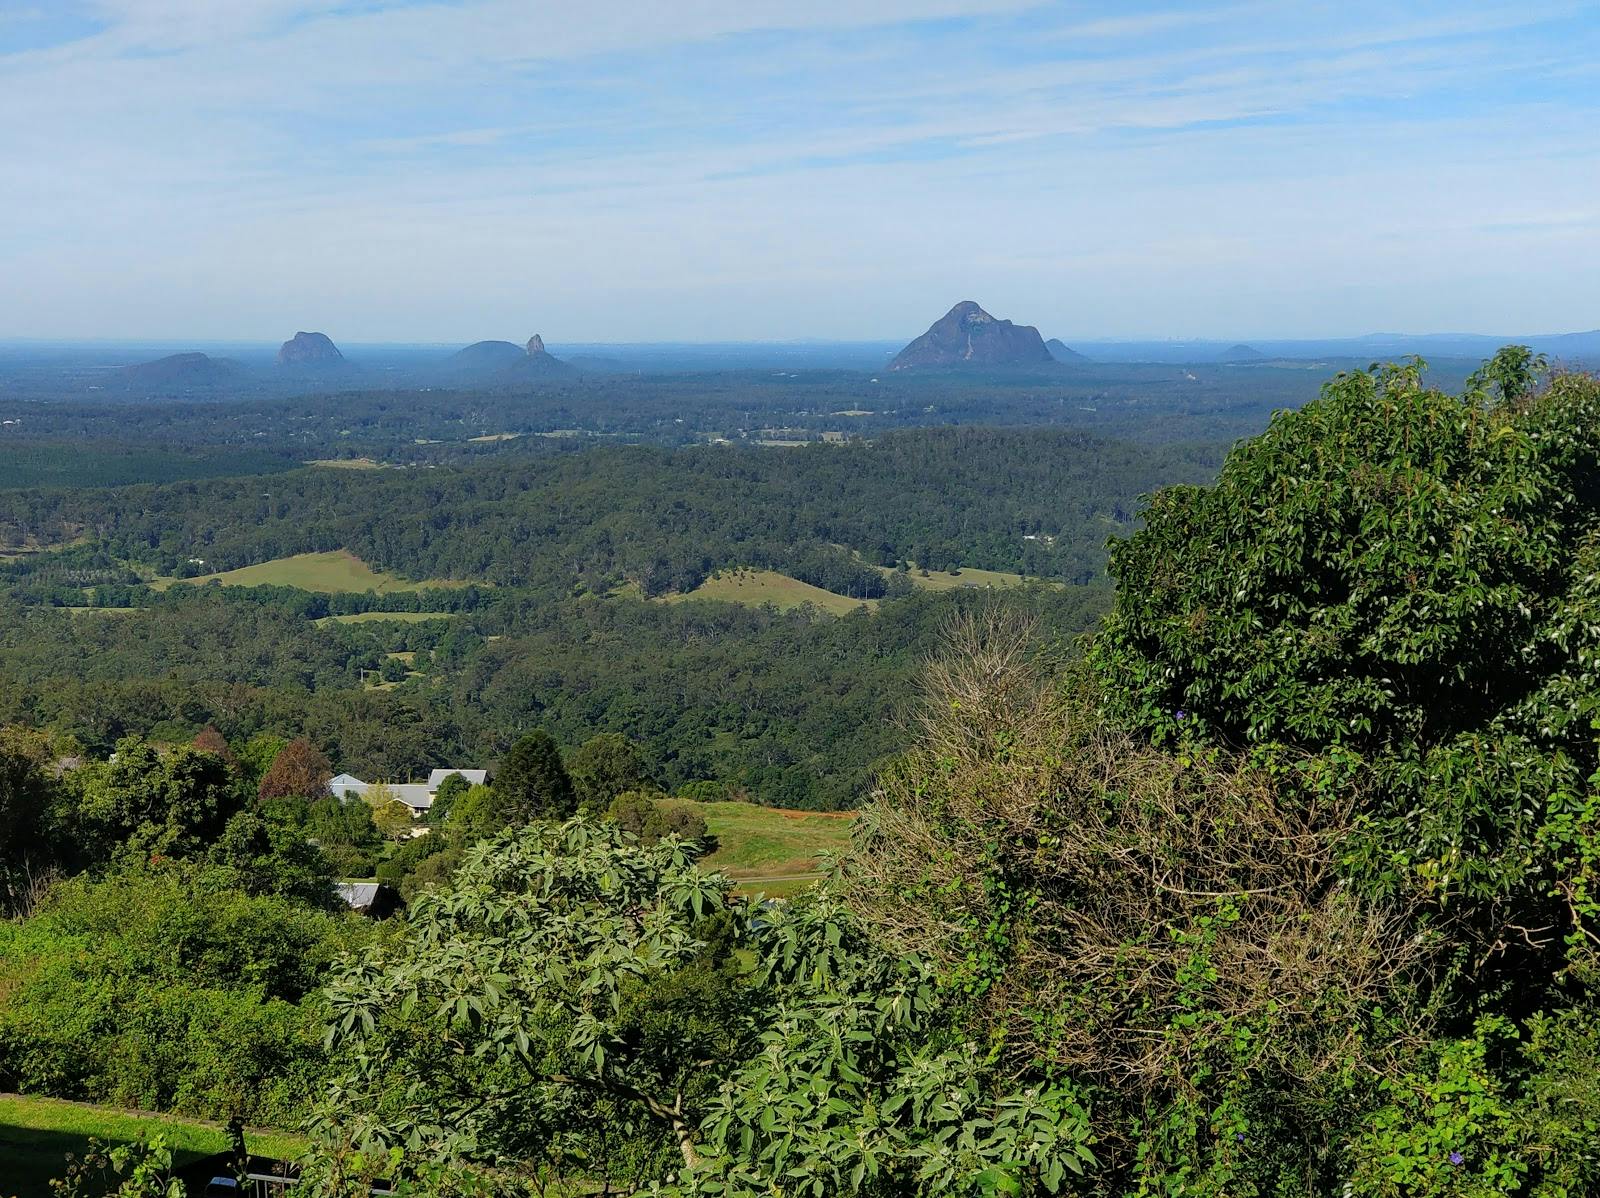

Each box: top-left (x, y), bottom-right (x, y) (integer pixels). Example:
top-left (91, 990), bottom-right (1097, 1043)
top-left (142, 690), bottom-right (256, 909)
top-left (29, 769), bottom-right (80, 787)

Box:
top-left (1, 1), bottom-right (1598, 343)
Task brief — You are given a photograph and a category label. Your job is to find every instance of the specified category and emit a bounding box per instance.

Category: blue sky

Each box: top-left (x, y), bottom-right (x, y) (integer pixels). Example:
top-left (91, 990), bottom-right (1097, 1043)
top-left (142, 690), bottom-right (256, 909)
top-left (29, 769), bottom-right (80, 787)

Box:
top-left (2, 1), bottom-right (1597, 342)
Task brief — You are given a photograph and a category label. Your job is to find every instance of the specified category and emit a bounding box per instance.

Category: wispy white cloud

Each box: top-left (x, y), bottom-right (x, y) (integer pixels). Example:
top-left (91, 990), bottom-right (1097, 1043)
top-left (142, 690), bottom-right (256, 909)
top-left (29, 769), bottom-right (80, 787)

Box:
top-left (1, 1), bottom-right (1597, 340)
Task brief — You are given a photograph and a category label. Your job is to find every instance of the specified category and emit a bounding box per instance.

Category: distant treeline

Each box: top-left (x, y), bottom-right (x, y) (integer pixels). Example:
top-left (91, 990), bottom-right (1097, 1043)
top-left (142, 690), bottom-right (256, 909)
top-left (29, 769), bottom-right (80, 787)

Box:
top-left (0, 440), bottom-right (298, 489)
top-left (0, 357), bottom-right (1353, 461)
top-left (0, 427), bottom-right (1223, 593)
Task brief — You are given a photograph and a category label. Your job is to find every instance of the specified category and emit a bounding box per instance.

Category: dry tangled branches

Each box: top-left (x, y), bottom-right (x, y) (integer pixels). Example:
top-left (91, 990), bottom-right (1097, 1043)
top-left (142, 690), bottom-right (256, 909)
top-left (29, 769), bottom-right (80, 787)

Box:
top-left (842, 607), bottom-right (1430, 1097)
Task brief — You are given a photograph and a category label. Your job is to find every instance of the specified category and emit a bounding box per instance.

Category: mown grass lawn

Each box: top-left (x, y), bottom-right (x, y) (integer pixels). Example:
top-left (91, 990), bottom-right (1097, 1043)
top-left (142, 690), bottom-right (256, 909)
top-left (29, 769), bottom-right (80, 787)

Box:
top-left (0, 1094), bottom-right (305, 1198)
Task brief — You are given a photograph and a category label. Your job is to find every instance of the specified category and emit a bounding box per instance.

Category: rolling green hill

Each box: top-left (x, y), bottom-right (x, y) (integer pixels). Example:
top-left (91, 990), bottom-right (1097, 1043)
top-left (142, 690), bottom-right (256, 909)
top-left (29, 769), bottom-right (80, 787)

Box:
top-left (158, 550), bottom-right (462, 595)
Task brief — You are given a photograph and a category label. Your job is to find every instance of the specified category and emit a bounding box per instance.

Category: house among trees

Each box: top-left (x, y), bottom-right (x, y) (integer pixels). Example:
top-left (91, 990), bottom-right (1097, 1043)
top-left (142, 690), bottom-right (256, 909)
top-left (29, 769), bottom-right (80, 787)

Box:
top-left (328, 767), bottom-right (490, 817)
top-left (335, 881), bottom-right (402, 918)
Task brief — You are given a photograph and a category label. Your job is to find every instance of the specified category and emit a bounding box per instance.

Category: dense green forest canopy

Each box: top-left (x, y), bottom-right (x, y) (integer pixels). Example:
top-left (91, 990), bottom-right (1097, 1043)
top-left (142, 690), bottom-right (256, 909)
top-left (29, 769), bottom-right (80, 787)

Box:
top-left (1, 426), bottom-right (1175, 809)
top-left (0, 428), bottom-right (1220, 589)
top-left (0, 583), bottom-right (1104, 809)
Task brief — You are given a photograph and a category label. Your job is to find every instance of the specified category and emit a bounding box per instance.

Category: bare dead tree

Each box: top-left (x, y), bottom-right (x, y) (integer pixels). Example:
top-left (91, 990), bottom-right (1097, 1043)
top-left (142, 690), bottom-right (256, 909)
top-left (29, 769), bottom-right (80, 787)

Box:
top-left (843, 606), bottom-right (1432, 1110)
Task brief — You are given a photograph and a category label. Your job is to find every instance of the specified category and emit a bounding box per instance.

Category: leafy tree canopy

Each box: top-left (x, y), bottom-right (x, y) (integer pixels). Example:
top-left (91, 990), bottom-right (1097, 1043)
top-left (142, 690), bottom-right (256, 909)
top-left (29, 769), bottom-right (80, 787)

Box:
top-left (257, 737), bottom-right (334, 802)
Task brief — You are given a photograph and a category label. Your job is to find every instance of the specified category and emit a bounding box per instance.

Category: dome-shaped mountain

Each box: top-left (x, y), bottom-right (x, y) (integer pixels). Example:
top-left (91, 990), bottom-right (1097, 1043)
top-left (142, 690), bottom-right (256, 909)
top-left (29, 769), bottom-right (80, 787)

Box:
top-left (446, 340), bottom-right (528, 372)
top-left (890, 301), bottom-right (1053, 370)
top-left (115, 352), bottom-right (244, 387)
top-left (1045, 338), bottom-right (1091, 364)
top-left (277, 331), bottom-right (345, 367)
top-left (1219, 343), bottom-right (1266, 362)
top-left (440, 334), bottom-right (574, 381)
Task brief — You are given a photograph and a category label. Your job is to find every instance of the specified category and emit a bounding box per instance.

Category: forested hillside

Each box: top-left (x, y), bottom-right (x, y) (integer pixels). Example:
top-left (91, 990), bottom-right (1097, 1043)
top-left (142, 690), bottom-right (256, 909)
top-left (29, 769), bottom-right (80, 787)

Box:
top-left (10, 352), bottom-right (1600, 1198)
top-left (0, 428), bottom-right (1221, 590)
top-left (0, 574), bottom-right (1105, 809)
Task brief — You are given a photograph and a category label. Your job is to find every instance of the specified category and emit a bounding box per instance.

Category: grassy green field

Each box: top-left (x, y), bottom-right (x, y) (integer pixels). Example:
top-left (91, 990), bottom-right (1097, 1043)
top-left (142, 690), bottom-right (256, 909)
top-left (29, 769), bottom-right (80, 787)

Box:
top-left (156, 550), bottom-right (464, 595)
top-left (663, 569), bottom-right (878, 616)
top-left (877, 562), bottom-right (1034, 591)
top-left (660, 798), bottom-right (855, 893)
top-left (314, 610), bottom-right (455, 625)
top-left (0, 1094), bottom-right (305, 1198)
top-left (658, 560), bottom-right (1046, 618)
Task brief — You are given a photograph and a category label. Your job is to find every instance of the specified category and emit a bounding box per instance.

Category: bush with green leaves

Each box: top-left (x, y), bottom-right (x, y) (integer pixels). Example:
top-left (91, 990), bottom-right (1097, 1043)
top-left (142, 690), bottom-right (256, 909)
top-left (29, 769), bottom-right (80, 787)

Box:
top-left (607, 789), bottom-right (709, 844)
top-left (840, 356), bottom-right (1600, 1194)
top-left (568, 733), bottom-right (657, 812)
top-left (69, 737), bottom-right (241, 863)
top-left (307, 818), bottom-right (1096, 1197)
top-left (0, 726), bottom-right (59, 914)
top-left (0, 862), bottom-right (365, 1124)
top-left (47, 1134), bottom-right (183, 1198)
top-left (1091, 354), bottom-right (1600, 925)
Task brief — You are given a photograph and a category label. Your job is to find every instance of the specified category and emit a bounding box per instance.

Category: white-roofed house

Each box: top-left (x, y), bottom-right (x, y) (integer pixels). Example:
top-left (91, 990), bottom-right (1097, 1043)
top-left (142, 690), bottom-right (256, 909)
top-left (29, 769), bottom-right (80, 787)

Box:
top-left (387, 783), bottom-right (437, 817)
top-left (328, 765), bottom-right (491, 824)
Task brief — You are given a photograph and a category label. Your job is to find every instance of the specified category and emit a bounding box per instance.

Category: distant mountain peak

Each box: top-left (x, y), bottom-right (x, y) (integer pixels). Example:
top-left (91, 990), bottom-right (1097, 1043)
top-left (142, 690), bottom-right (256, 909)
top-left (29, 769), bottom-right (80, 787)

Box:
top-left (115, 351), bottom-right (243, 388)
top-left (278, 331), bottom-right (344, 367)
top-left (441, 334), bottom-right (573, 380)
top-left (1220, 343), bottom-right (1266, 362)
top-left (1045, 338), bottom-right (1090, 364)
top-left (890, 301), bottom-right (1053, 371)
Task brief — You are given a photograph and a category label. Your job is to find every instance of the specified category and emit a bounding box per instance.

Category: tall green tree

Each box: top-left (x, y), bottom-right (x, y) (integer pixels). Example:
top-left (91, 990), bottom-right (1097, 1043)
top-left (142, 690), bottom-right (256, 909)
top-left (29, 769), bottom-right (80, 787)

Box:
top-left (74, 738), bottom-right (238, 860)
top-left (0, 727), bottom-right (56, 914)
top-left (1091, 355), bottom-right (1600, 919)
top-left (492, 730), bottom-right (576, 824)
top-left (567, 732), bottom-right (655, 812)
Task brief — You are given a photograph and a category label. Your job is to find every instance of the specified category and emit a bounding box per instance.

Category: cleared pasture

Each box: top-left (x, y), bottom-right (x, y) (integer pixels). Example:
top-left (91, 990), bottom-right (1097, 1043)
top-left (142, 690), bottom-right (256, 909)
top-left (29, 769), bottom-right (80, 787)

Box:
top-left (660, 798), bottom-right (855, 894)
top-left (662, 568), bottom-right (877, 616)
top-left (157, 550), bottom-right (463, 595)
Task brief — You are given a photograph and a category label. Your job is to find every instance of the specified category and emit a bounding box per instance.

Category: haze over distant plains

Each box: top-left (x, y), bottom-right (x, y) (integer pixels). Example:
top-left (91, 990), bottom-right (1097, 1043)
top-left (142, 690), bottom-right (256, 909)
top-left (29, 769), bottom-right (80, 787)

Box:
top-left (2, 1), bottom-right (1597, 343)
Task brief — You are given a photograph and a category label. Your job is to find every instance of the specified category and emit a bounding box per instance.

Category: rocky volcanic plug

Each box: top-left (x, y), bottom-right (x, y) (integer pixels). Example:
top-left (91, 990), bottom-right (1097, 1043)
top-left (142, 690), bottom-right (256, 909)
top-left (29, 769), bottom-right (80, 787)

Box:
top-left (443, 333), bottom-right (573, 380)
top-left (890, 301), bottom-right (1053, 370)
top-left (277, 331), bottom-right (345, 367)
top-left (507, 333), bottom-right (573, 377)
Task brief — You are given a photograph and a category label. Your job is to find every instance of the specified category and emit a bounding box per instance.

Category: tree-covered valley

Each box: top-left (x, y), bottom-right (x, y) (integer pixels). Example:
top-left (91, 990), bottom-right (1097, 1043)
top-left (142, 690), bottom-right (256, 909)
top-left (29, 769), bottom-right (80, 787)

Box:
top-left (9, 351), bottom-right (1600, 1197)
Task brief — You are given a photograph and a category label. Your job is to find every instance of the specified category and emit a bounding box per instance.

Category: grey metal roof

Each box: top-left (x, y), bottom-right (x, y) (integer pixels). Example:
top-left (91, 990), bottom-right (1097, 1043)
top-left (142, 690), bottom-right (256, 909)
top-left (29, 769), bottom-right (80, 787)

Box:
top-left (337, 882), bottom-right (382, 909)
top-left (427, 768), bottom-right (488, 790)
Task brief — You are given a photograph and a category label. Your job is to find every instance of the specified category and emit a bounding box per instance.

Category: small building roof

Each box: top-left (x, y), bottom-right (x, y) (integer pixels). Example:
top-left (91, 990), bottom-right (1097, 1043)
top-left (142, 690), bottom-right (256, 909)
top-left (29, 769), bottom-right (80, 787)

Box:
top-left (386, 783), bottom-right (435, 811)
top-left (336, 881), bottom-right (400, 918)
top-left (337, 882), bottom-right (381, 908)
top-left (427, 768), bottom-right (488, 791)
